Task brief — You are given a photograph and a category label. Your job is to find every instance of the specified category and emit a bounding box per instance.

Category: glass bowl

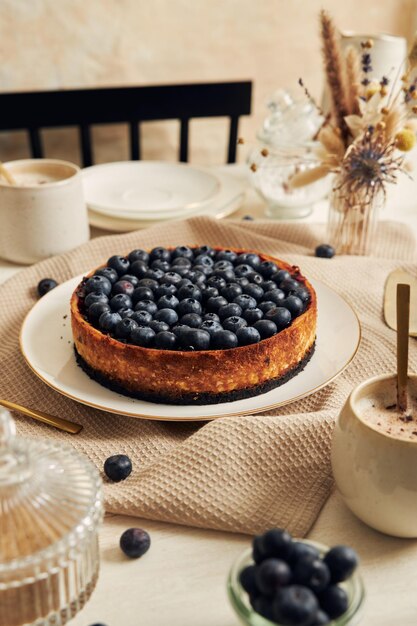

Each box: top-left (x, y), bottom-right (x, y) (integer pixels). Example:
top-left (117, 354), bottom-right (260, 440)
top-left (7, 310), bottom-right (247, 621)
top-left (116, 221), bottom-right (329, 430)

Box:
top-left (227, 540), bottom-right (365, 626)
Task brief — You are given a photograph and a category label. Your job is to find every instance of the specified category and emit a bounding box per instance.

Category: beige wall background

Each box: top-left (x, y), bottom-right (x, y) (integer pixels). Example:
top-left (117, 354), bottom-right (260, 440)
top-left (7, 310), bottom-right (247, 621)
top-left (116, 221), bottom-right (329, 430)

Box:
top-left (1, 0), bottom-right (417, 165)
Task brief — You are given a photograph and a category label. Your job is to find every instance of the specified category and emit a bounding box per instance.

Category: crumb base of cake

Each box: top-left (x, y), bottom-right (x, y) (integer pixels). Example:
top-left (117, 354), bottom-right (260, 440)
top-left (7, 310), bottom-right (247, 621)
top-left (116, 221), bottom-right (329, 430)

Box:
top-left (74, 341), bottom-right (316, 406)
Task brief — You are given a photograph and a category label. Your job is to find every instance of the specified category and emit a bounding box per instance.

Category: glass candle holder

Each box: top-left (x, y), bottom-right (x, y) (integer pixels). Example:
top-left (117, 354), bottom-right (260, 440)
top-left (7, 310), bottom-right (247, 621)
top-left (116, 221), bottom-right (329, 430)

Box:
top-left (0, 408), bottom-right (103, 626)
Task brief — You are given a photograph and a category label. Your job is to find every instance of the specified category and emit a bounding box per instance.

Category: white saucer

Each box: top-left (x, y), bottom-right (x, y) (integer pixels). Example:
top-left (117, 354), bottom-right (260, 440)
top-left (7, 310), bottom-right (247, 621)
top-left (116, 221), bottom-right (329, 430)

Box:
top-left (20, 277), bottom-right (360, 421)
top-left (82, 161), bottom-right (220, 221)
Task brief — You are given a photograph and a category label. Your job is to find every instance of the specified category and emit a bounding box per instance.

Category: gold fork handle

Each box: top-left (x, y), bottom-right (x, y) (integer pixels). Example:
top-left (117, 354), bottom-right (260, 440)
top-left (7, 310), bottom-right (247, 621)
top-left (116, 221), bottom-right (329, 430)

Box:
top-left (0, 399), bottom-right (83, 434)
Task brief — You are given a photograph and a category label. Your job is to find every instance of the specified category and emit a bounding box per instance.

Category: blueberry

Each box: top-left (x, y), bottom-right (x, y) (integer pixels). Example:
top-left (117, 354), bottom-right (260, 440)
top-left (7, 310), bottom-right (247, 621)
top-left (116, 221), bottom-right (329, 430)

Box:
top-left (135, 299), bottom-right (158, 315)
top-left (120, 274), bottom-right (140, 288)
top-left (88, 302), bottom-right (111, 323)
top-left (137, 278), bottom-right (159, 291)
top-left (195, 245), bottom-right (216, 258)
top-left (218, 303), bottom-right (242, 320)
top-left (155, 308), bottom-right (178, 326)
top-left (181, 328), bottom-right (210, 350)
top-left (131, 310), bottom-right (153, 326)
top-left (203, 312), bottom-right (220, 322)
top-left (280, 278), bottom-right (301, 292)
top-left (130, 260), bottom-right (148, 279)
top-left (243, 308), bottom-right (264, 324)
top-left (99, 311), bottom-right (122, 332)
top-left (290, 286), bottom-right (311, 304)
top-left (177, 298), bottom-right (202, 316)
top-left (115, 318), bottom-right (138, 339)
top-left (233, 294), bottom-right (257, 310)
top-left (253, 319), bottom-right (277, 339)
top-left (187, 270), bottom-right (206, 286)
top-left (202, 287), bottom-right (219, 302)
top-left (243, 283), bottom-right (264, 301)
top-left (149, 320), bottom-right (170, 333)
top-left (311, 610), bottom-right (331, 625)
top-left (132, 286), bottom-right (155, 304)
top-left (239, 565), bottom-right (258, 596)
top-left (193, 263), bottom-right (213, 276)
top-left (85, 275), bottom-right (112, 296)
top-left (200, 320), bottom-right (223, 336)
top-left (281, 295), bottom-right (305, 318)
top-left (178, 278), bottom-right (192, 289)
top-left (214, 260), bottom-right (234, 271)
top-left (161, 271), bottom-right (182, 286)
top-left (223, 316), bottom-right (247, 333)
top-left (262, 280), bottom-right (277, 292)
top-left (120, 528), bottom-right (151, 559)
top-left (272, 269), bottom-right (291, 285)
top-left (323, 546), bottom-right (359, 583)
top-left (237, 253), bottom-right (261, 269)
top-left (235, 263), bottom-right (253, 278)
top-left (255, 558), bottom-right (292, 595)
top-left (145, 268), bottom-right (164, 281)
top-left (107, 255), bottom-right (130, 276)
top-left (110, 293), bottom-right (133, 311)
top-left (252, 596), bottom-right (274, 621)
top-left (273, 585), bottom-right (319, 626)
top-left (242, 215), bottom-right (254, 221)
top-left (261, 528), bottom-right (294, 561)
top-left (258, 301), bottom-right (276, 314)
top-left (235, 276), bottom-right (250, 287)
top-left (246, 271), bottom-right (264, 285)
top-left (172, 245), bottom-right (194, 260)
top-left (236, 326), bottom-right (261, 345)
top-left (95, 267), bottom-right (119, 284)
top-left (210, 329), bottom-right (238, 349)
top-left (128, 249), bottom-right (149, 264)
top-left (263, 289), bottom-right (285, 305)
top-left (293, 557), bottom-right (330, 593)
top-left (154, 331), bottom-right (178, 350)
top-left (253, 535), bottom-right (268, 564)
top-left (118, 307), bottom-right (135, 319)
top-left (157, 294), bottom-right (180, 310)
top-left (177, 284), bottom-right (202, 301)
top-left (207, 276), bottom-right (227, 290)
top-left (318, 585), bottom-right (348, 619)
top-left (315, 244), bottom-right (335, 259)
top-left (265, 307), bottom-right (292, 330)
top-left (213, 266), bottom-right (235, 281)
top-left (149, 246), bottom-right (171, 262)
top-left (171, 256), bottom-right (192, 268)
top-left (221, 282), bottom-right (243, 301)
top-left (180, 313), bottom-right (203, 328)
top-left (151, 259), bottom-right (171, 272)
top-left (289, 542), bottom-right (320, 566)
top-left (172, 324), bottom-right (190, 341)
top-left (104, 454), bottom-right (132, 482)
top-left (260, 261), bottom-right (278, 278)
top-left (112, 280), bottom-right (135, 297)
top-left (131, 326), bottom-right (155, 347)
top-left (154, 283), bottom-right (177, 299)
top-left (194, 254), bottom-right (214, 267)
top-left (84, 291), bottom-right (109, 308)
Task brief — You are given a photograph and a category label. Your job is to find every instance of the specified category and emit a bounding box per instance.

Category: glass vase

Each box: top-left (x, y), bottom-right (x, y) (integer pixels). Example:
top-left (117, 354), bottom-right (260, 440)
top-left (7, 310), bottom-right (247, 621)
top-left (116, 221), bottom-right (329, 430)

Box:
top-left (327, 177), bottom-right (383, 255)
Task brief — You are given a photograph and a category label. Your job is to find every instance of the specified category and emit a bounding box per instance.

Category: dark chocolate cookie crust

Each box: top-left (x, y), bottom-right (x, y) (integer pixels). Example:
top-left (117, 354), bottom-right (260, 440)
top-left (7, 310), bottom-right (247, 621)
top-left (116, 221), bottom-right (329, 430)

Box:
top-left (74, 341), bottom-right (315, 406)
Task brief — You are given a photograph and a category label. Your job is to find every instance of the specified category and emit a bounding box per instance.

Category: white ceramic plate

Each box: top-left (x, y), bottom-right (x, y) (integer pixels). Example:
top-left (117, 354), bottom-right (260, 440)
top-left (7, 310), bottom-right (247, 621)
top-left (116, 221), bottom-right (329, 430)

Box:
top-left (82, 161), bottom-right (220, 220)
top-left (87, 170), bottom-right (246, 232)
top-left (20, 277), bottom-right (360, 421)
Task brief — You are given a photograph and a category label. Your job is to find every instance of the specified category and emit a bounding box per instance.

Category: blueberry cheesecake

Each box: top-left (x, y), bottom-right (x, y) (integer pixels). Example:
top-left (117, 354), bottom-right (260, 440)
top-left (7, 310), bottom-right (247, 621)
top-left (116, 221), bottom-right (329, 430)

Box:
top-left (70, 246), bottom-right (317, 404)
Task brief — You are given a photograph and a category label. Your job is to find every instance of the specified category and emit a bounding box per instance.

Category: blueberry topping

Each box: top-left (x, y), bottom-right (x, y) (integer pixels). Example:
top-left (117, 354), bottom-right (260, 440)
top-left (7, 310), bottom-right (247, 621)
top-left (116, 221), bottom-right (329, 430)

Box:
top-left (157, 294), bottom-right (180, 310)
top-left (243, 307), bottom-right (263, 324)
top-left (154, 331), bottom-right (178, 350)
top-left (281, 295), bottom-right (305, 318)
top-left (200, 319), bottom-right (223, 336)
top-left (149, 320), bottom-right (170, 333)
top-left (243, 283), bottom-right (264, 301)
top-left (237, 253), bottom-right (261, 269)
top-left (272, 269), bottom-right (291, 284)
top-left (195, 245), bottom-right (216, 258)
top-left (235, 263), bottom-right (253, 278)
top-left (119, 274), bottom-right (139, 287)
top-left (290, 286), bottom-right (311, 304)
top-left (149, 246), bottom-right (171, 262)
top-left (206, 295), bottom-right (228, 312)
top-left (323, 546), bottom-right (359, 583)
top-left (181, 328), bottom-right (210, 350)
top-left (236, 326), bottom-right (261, 345)
top-left (262, 280), bottom-right (277, 292)
top-left (131, 326), bottom-right (155, 347)
top-left (216, 249), bottom-right (237, 263)
top-left (210, 329), bottom-right (238, 349)
top-left (194, 263), bottom-right (213, 276)
top-left (233, 294), bottom-right (257, 310)
top-left (177, 298), bottom-right (202, 316)
top-left (202, 286), bottom-right (219, 302)
top-left (95, 267), bottom-right (118, 284)
top-left (180, 313), bottom-right (203, 328)
top-left (132, 286), bottom-right (155, 304)
top-left (115, 318), bottom-right (138, 339)
top-left (119, 528), bottom-right (151, 559)
top-left (280, 278), bottom-right (301, 292)
top-left (255, 558), bottom-right (292, 595)
top-left (128, 249), bottom-right (149, 264)
top-left (84, 291), bottom-right (109, 308)
top-left (112, 280), bottom-right (135, 297)
top-left (263, 289), bottom-right (285, 305)
top-left (172, 245), bottom-right (194, 260)
top-left (315, 244), bottom-right (335, 259)
top-left (151, 260), bottom-right (171, 272)
top-left (171, 256), bottom-right (192, 268)
top-left (235, 276), bottom-right (250, 287)
top-left (218, 302), bottom-right (242, 320)
top-left (118, 307), bottom-right (135, 319)
top-left (110, 293), bottom-right (133, 311)
top-left (99, 311), bottom-right (122, 332)
top-left (131, 310), bottom-right (153, 326)
top-left (107, 255), bottom-right (130, 276)
top-left (88, 302), bottom-right (111, 323)
top-left (161, 271), bottom-right (182, 286)
top-left (318, 585), bottom-right (348, 619)
top-left (172, 324), bottom-right (190, 340)
top-left (258, 300), bottom-right (277, 314)
top-left (203, 312), bottom-right (220, 322)
top-left (178, 284), bottom-right (202, 301)
top-left (221, 283), bottom-right (243, 301)
top-left (265, 307), bottom-right (292, 329)
top-left (274, 585), bottom-right (319, 626)
top-left (246, 271), bottom-right (264, 285)
top-left (253, 319), bottom-right (277, 339)
top-left (194, 254), bottom-right (214, 267)
top-left (137, 278), bottom-right (158, 291)
top-left (130, 260), bottom-right (148, 278)
top-left (104, 454), bottom-right (132, 482)
top-left (213, 267), bottom-right (235, 282)
top-left (154, 283), bottom-right (177, 299)
top-left (223, 316), bottom-right (247, 333)
top-left (85, 275), bottom-right (112, 296)
top-left (145, 268), bottom-right (164, 281)
top-left (260, 261), bottom-right (278, 278)
top-left (154, 308), bottom-right (178, 326)
top-left (207, 275), bottom-right (227, 290)
top-left (135, 299), bottom-right (158, 315)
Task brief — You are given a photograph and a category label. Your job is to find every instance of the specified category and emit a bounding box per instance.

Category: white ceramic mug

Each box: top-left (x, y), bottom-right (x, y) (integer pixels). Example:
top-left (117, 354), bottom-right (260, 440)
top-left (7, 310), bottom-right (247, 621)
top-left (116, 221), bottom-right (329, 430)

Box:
top-left (332, 373), bottom-right (417, 538)
top-left (340, 32), bottom-right (407, 84)
top-left (0, 159), bottom-right (89, 264)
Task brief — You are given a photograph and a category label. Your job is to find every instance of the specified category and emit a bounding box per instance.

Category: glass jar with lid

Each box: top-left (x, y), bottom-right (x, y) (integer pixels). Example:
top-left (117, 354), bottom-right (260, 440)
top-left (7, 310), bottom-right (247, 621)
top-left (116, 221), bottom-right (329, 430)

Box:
top-left (0, 407), bottom-right (103, 626)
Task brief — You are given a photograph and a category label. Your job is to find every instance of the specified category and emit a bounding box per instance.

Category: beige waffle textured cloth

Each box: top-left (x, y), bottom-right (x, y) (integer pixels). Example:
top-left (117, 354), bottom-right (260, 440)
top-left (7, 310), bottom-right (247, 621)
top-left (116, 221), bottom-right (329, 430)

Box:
top-left (0, 217), bottom-right (416, 537)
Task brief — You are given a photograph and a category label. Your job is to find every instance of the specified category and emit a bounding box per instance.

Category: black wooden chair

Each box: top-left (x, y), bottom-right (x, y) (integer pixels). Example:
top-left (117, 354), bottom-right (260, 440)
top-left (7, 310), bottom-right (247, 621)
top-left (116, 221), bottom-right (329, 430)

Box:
top-left (0, 81), bottom-right (252, 166)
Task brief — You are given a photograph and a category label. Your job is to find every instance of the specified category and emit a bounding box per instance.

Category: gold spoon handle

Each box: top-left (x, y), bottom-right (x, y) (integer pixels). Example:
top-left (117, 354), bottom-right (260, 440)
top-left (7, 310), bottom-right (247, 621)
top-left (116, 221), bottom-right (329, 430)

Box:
top-left (0, 162), bottom-right (16, 185)
top-left (397, 283), bottom-right (410, 413)
top-left (0, 399), bottom-right (83, 434)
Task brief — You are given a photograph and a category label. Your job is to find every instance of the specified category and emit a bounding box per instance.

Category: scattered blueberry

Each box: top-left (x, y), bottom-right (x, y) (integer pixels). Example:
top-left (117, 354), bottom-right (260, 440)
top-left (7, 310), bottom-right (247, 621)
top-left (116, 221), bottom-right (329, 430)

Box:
top-left (242, 215), bottom-right (254, 221)
top-left (104, 454), bottom-right (132, 482)
top-left (315, 244), bottom-right (335, 259)
top-left (119, 528), bottom-right (151, 559)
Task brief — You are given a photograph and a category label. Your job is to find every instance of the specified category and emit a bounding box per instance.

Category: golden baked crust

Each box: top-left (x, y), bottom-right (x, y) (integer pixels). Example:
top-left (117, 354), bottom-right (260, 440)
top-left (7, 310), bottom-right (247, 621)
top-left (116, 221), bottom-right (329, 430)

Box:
top-left (71, 249), bottom-right (317, 404)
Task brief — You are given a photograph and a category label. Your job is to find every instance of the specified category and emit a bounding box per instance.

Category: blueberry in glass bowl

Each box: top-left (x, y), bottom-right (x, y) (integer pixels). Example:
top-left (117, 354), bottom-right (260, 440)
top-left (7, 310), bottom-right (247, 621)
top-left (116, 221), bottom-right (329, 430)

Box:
top-left (227, 530), bottom-right (364, 626)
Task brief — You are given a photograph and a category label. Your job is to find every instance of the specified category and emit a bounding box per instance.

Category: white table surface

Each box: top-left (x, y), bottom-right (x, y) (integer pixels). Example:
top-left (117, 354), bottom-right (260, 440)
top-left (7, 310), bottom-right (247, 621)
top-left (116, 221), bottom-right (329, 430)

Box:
top-left (1, 164), bottom-right (417, 626)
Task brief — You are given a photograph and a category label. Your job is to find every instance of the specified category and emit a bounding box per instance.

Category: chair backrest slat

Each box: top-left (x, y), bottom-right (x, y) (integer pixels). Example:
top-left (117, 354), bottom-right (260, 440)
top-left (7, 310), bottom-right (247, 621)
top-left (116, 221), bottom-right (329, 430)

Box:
top-left (79, 124), bottom-right (93, 167)
top-left (227, 116), bottom-right (239, 164)
top-left (28, 128), bottom-right (43, 158)
top-left (179, 118), bottom-right (189, 163)
top-left (129, 121), bottom-right (141, 160)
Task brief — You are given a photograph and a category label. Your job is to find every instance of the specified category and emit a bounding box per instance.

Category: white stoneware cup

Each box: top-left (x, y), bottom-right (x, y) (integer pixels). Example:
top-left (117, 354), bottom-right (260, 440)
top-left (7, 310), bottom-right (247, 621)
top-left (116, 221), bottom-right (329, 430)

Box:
top-left (340, 32), bottom-right (407, 84)
top-left (0, 159), bottom-right (89, 264)
top-left (332, 373), bottom-right (417, 538)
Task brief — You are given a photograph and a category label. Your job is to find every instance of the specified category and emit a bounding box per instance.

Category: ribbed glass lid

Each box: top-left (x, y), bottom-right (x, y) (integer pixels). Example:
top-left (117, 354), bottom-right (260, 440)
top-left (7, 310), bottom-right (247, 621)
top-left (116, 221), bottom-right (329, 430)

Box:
top-left (0, 407), bottom-right (102, 566)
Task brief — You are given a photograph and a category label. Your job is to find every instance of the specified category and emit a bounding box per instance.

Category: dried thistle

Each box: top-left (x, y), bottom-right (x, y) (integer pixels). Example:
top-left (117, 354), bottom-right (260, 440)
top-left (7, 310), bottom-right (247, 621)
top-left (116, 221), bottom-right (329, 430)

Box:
top-left (345, 46), bottom-right (361, 114)
top-left (319, 10), bottom-right (350, 142)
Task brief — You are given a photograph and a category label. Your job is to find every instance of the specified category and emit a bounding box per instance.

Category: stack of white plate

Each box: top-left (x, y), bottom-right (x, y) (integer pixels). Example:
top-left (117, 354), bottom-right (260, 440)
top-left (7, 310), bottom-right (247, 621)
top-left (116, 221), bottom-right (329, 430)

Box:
top-left (82, 161), bottom-right (246, 232)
